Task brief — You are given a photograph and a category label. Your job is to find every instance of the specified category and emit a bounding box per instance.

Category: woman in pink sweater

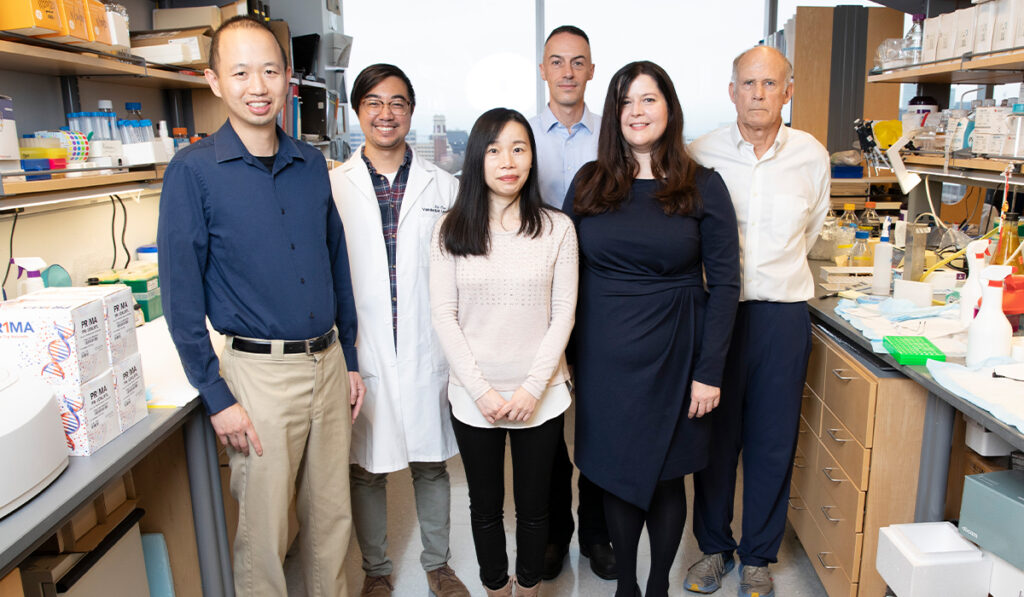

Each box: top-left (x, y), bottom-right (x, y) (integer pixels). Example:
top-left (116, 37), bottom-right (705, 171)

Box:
top-left (430, 107), bottom-right (579, 597)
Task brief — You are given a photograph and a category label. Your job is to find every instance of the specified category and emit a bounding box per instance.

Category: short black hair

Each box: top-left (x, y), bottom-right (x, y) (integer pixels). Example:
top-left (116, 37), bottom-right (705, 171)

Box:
top-left (545, 25), bottom-right (590, 46)
top-left (351, 64), bottom-right (416, 115)
top-left (209, 15), bottom-right (287, 74)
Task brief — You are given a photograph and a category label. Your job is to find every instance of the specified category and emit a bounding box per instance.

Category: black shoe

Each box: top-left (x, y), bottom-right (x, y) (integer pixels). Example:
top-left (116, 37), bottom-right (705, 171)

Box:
top-left (580, 542), bottom-right (617, 580)
top-left (542, 543), bottom-right (569, 580)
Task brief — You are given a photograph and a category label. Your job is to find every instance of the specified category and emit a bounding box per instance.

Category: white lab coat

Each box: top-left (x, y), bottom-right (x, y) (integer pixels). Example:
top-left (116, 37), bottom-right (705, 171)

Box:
top-left (330, 147), bottom-right (459, 473)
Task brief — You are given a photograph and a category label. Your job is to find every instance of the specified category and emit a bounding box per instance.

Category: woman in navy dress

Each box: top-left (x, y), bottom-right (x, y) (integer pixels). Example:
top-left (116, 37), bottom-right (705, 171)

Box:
top-left (562, 61), bottom-right (740, 597)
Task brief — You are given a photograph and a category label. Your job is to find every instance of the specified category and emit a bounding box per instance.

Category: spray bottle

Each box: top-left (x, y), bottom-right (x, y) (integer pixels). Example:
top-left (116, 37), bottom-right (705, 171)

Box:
top-left (959, 239), bottom-right (990, 326)
top-left (965, 265), bottom-right (1013, 367)
top-left (11, 257), bottom-right (47, 298)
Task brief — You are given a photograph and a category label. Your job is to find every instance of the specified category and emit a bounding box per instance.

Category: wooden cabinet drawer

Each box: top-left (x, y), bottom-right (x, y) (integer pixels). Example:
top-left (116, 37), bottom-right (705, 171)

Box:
top-left (796, 497), bottom-right (859, 597)
top-left (808, 328), bottom-right (827, 400)
top-left (802, 386), bottom-right (823, 437)
top-left (823, 346), bottom-right (876, 447)
top-left (811, 450), bottom-right (865, 580)
top-left (820, 405), bottom-right (870, 491)
top-left (816, 443), bottom-right (866, 534)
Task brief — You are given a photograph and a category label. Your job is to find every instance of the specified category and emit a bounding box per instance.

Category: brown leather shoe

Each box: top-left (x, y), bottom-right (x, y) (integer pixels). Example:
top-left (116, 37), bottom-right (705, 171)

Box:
top-left (426, 564), bottom-right (471, 597)
top-left (360, 574), bottom-right (393, 597)
top-left (483, 576), bottom-right (513, 597)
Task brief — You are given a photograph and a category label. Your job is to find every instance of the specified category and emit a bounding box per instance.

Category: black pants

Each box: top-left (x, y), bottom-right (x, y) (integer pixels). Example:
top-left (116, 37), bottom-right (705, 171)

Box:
top-left (548, 418), bottom-right (610, 545)
top-left (604, 478), bottom-right (686, 597)
top-left (451, 413), bottom-right (564, 590)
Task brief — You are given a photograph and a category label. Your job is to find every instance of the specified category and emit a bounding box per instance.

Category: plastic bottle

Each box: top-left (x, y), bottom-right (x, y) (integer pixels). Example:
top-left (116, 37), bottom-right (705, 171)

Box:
top-left (850, 230), bottom-right (871, 267)
top-left (991, 212), bottom-right (1023, 274)
top-left (900, 13), bottom-right (925, 65)
top-left (98, 100), bottom-right (116, 141)
top-left (172, 127), bottom-right (190, 152)
top-left (11, 257), bottom-right (47, 298)
top-left (959, 239), bottom-right (990, 326)
top-left (859, 201), bottom-right (882, 236)
top-left (966, 265), bottom-right (1014, 367)
top-left (871, 239), bottom-right (894, 296)
top-left (125, 102), bottom-right (143, 120)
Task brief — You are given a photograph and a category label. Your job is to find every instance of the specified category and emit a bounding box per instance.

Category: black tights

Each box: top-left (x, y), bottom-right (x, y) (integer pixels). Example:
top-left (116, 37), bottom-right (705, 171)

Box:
top-left (603, 478), bottom-right (686, 597)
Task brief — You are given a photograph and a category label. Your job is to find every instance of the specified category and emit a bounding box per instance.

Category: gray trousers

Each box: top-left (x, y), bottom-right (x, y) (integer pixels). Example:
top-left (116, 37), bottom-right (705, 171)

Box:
top-left (350, 461), bottom-right (452, 576)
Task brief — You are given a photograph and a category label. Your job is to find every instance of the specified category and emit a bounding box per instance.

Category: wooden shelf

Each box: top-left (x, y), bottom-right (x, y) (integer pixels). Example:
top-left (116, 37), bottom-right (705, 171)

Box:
top-left (3, 170), bottom-right (157, 195)
top-left (0, 40), bottom-right (208, 89)
top-left (867, 49), bottom-right (1024, 85)
top-left (903, 154), bottom-right (1020, 173)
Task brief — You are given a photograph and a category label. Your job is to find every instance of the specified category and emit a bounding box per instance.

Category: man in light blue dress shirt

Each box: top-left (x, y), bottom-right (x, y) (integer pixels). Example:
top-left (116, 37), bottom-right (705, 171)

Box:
top-left (528, 25), bottom-right (615, 583)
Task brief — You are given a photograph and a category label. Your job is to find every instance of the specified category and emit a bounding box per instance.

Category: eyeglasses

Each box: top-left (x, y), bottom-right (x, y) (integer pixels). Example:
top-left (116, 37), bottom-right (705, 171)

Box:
top-left (361, 98), bottom-right (411, 116)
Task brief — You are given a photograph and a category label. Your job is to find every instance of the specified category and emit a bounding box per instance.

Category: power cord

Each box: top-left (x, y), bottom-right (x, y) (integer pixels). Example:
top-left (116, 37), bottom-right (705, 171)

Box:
top-left (2, 211), bottom-right (18, 300)
top-left (115, 194), bottom-right (130, 268)
top-left (110, 196), bottom-right (118, 269)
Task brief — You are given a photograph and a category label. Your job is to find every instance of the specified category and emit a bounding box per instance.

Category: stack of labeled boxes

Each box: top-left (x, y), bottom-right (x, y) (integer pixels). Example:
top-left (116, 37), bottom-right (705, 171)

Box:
top-left (0, 285), bottom-right (147, 456)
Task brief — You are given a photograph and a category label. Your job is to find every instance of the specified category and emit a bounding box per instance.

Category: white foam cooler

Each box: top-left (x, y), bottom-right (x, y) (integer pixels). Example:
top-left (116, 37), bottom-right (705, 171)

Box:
top-left (877, 522), bottom-right (992, 597)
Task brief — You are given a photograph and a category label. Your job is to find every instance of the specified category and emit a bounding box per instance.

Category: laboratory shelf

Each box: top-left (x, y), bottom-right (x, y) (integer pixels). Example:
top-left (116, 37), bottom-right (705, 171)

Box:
top-left (867, 48), bottom-right (1024, 85)
top-left (0, 39), bottom-right (208, 89)
top-left (903, 155), bottom-right (1022, 173)
top-left (1, 170), bottom-right (157, 196)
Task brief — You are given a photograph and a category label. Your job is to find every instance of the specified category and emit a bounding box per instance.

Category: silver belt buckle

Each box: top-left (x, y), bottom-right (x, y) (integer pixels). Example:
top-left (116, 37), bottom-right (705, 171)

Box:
top-left (304, 338), bottom-right (314, 355)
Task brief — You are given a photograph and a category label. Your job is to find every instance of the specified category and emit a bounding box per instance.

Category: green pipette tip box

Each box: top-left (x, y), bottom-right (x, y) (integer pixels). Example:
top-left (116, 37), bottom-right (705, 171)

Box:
top-left (882, 336), bottom-right (946, 365)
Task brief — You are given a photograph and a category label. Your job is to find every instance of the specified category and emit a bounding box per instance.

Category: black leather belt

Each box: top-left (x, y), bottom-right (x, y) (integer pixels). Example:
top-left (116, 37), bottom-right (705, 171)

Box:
top-left (231, 329), bottom-right (337, 355)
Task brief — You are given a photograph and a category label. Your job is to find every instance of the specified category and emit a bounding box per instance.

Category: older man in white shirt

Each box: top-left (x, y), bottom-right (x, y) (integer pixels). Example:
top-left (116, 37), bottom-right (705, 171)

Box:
top-left (685, 45), bottom-right (829, 597)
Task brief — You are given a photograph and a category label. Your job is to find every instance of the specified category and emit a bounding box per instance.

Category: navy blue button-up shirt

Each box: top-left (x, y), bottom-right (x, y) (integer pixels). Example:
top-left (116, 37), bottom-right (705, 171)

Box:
top-left (158, 121), bottom-right (358, 415)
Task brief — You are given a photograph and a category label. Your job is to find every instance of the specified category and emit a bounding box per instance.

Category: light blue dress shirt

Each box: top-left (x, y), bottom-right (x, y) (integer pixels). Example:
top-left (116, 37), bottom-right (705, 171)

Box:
top-left (529, 104), bottom-right (601, 207)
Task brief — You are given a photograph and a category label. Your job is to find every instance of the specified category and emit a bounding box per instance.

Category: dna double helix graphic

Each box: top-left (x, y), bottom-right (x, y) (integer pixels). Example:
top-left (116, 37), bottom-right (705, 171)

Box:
top-left (41, 322), bottom-right (74, 380)
top-left (61, 395), bottom-right (84, 451)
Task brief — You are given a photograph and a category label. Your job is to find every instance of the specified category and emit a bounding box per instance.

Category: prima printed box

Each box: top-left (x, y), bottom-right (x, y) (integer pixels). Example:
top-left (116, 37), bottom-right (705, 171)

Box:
top-left (53, 370), bottom-right (118, 456)
top-left (28, 286), bottom-right (139, 364)
top-left (0, 295), bottom-right (107, 386)
top-left (113, 352), bottom-right (147, 432)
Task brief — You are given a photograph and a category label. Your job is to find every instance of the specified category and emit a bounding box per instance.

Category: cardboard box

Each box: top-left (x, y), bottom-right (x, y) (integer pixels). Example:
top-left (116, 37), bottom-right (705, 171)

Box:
top-left (993, 0), bottom-right (1021, 51)
top-left (70, 0), bottom-right (111, 50)
top-left (153, 5), bottom-right (221, 31)
top-left (37, 0), bottom-right (90, 44)
top-left (220, 0), bottom-right (246, 22)
top-left (935, 12), bottom-right (957, 60)
top-left (27, 286), bottom-right (139, 364)
top-left (1015, 0), bottom-right (1024, 49)
top-left (877, 522), bottom-right (990, 597)
top-left (113, 352), bottom-right (146, 432)
top-left (959, 470), bottom-right (1024, 570)
top-left (0, 0), bottom-right (62, 35)
top-left (921, 15), bottom-right (940, 63)
top-left (0, 294), bottom-right (108, 386)
top-left (974, 0), bottom-right (997, 53)
top-left (53, 369), bottom-right (118, 456)
top-left (954, 6), bottom-right (977, 57)
top-left (106, 5), bottom-right (129, 53)
top-left (130, 26), bottom-right (211, 67)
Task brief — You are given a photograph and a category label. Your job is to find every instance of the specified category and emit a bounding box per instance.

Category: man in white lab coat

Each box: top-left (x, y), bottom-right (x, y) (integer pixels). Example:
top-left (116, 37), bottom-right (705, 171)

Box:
top-left (329, 64), bottom-right (466, 597)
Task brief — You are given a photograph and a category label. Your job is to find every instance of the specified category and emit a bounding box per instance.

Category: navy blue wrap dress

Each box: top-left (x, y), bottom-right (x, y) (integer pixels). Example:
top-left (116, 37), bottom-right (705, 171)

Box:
top-left (562, 167), bottom-right (740, 509)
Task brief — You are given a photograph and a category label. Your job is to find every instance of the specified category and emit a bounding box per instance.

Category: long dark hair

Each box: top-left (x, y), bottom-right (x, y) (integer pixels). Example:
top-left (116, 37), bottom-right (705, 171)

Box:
top-left (440, 108), bottom-right (551, 256)
top-left (572, 61), bottom-right (700, 217)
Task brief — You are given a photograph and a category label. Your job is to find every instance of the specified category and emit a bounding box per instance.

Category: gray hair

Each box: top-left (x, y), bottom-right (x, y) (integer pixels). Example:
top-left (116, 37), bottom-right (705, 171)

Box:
top-left (731, 45), bottom-right (793, 85)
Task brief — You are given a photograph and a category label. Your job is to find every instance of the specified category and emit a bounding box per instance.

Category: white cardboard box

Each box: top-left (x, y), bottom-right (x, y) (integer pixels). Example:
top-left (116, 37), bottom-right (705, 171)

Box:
top-left (27, 286), bottom-right (139, 364)
top-left (936, 12), bottom-right (957, 60)
top-left (0, 295), bottom-right (108, 386)
top-left (1014, 0), bottom-right (1024, 49)
top-left (54, 370), bottom-right (119, 456)
top-left (993, 0), bottom-right (1020, 51)
top-left (955, 6), bottom-right (978, 57)
top-left (877, 522), bottom-right (991, 597)
top-left (921, 16), bottom-right (941, 63)
top-left (113, 352), bottom-right (147, 432)
top-left (974, 1), bottom-right (997, 53)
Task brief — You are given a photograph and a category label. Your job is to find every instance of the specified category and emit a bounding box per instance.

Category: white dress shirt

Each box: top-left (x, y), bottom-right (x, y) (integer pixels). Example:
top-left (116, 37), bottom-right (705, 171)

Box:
top-left (689, 122), bottom-right (830, 303)
top-left (529, 104), bottom-right (601, 208)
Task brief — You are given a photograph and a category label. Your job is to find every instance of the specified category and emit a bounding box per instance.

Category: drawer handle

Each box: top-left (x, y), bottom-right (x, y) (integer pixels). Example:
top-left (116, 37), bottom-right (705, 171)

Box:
top-left (826, 428), bottom-right (851, 443)
top-left (793, 456), bottom-right (807, 469)
top-left (831, 368), bottom-right (854, 381)
top-left (788, 497), bottom-right (806, 511)
top-left (821, 467), bottom-right (844, 483)
top-left (816, 552), bottom-right (839, 570)
top-left (820, 505), bottom-right (843, 523)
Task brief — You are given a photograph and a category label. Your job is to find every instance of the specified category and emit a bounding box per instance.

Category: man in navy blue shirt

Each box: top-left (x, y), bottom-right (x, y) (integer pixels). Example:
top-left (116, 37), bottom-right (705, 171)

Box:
top-left (158, 15), bottom-right (365, 596)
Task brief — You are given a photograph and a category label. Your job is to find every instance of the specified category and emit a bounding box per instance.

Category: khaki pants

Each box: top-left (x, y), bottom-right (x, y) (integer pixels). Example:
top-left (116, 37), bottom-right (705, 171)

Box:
top-left (221, 338), bottom-right (352, 597)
